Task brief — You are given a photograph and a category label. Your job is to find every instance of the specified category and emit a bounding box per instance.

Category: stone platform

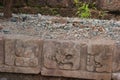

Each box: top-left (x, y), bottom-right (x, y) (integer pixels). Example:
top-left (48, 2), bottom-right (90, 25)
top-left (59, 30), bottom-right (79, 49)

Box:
top-left (0, 34), bottom-right (120, 80)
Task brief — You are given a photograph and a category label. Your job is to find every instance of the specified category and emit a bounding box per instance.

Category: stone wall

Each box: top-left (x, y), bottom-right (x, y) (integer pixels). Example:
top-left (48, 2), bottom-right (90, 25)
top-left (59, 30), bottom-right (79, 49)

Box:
top-left (0, 0), bottom-right (120, 11)
top-left (0, 34), bottom-right (120, 80)
top-left (97, 0), bottom-right (120, 11)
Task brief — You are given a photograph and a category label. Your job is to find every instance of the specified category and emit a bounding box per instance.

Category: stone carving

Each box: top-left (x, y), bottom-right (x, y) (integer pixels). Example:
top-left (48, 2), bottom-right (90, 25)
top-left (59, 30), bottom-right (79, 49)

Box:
top-left (112, 42), bottom-right (120, 72)
top-left (87, 44), bottom-right (113, 73)
top-left (15, 57), bottom-right (38, 67)
top-left (4, 35), bottom-right (43, 74)
top-left (5, 38), bottom-right (16, 66)
top-left (16, 39), bottom-right (39, 58)
top-left (42, 39), bottom-right (114, 80)
top-left (43, 40), bottom-right (81, 70)
top-left (15, 39), bottom-right (40, 67)
top-left (0, 34), bottom-right (117, 79)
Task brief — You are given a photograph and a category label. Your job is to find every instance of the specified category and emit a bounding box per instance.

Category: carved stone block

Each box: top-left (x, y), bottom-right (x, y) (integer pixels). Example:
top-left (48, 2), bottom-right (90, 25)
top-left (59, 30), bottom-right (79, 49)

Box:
top-left (15, 39), bottom-right (40, 58)
top-left (4, 35), bottom-right (43, 74)
top-left (15, 57), bottom-right (38, 67)
top-left (87, 44), bottom-right (113, 73)
top-left (15, 38), bottom-right (41, 68)
top-left (5, 38), bottom-right (16, 66)
top-left (113, 42), bottom-right (120, 72)
top-left (42, 39), bottom-right (114, 80)
top-left (43, 40), bottom-right (81, 70)
top-left (0, 36), bottom-right (4, 64)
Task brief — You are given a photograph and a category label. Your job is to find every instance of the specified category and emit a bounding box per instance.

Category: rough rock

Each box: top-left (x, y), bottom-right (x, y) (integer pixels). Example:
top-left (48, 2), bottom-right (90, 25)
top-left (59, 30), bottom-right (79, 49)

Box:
top-left (46, 0), bottom-right (74, 8)
top-left (97, 0), bottom-right (120, 11)
top-left (112, 73), bottom-right (120, 80)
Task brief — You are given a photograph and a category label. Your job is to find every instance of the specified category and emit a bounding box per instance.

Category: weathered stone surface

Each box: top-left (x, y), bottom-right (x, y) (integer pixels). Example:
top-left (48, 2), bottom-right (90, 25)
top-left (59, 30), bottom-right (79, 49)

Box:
top-left (113, 42), bottom-right (120, 72)
top-left (15, 57), bottom-right (38, 67)
top-left (27, 0), bottom-right (42, 7)
top-left (87, 44), bottom-right (114, 73)
top-left (0, 36), bottom-right (4, 64)
top-left (43, 40), bottom-right (81, 70)
top-left (0, 72), bottom-right (91, 80)
top-left (5, 38), bottom-right (15, 66)
top-left (12, 0), bottom-right (26, 7)
top-left (4, 35), bottom-right (43, 74)
top-left (112, 73), bottom-right (120, 80)
top-left (46, 0), bottom-right (74, 8)
top-left (15, 39), bottom-right (40, 58)
top-left (0, 65), bottom-right (40, 74)
top-left (97, 0), bottom-right (120, 11)
top-left (15, 37), bottom-right (42, 68)
top-left (42, 39), bottom-right (113, 80)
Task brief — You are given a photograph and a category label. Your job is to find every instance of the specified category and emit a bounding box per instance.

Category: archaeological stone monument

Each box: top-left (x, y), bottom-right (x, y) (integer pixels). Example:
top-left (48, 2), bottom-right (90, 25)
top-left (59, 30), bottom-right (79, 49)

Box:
top-left (0, 34), bottom-right (120, 80)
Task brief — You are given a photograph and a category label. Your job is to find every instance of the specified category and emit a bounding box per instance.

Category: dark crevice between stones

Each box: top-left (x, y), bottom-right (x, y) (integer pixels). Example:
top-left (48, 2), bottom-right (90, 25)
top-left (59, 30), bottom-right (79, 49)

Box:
top-left (108, 11), bottom-right (120, 16)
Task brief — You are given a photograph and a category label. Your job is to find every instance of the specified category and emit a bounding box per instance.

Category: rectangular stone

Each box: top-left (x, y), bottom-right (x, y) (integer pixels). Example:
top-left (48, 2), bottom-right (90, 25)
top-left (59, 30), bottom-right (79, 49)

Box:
top-left (0, 65), bottom-right (40, 74)
top-left (43, 40), bottom-right (81, 70)
top-left (0, 36), bottom-right (4, 64)
top-left (5, 38), bottom-right (16, 66)
top-left (15, 37), bottom-right (43, 69)
top-left (42, 39), bottom-right (114, 80)
top-left (4, 35), bottom-right (43, 74)
top-left (87, 45), bottom-right (113, 73)
top-left (42, 68), bottom-right (111, 80)
top-left (112, 42), bottom-right (120, 72)
top-left (97, 0), bottom-right (120, 11)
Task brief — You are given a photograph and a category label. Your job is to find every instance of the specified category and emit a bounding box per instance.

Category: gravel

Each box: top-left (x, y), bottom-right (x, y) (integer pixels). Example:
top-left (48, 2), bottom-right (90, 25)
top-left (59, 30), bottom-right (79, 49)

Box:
top-left (0, 13), bottom-right (120, 42)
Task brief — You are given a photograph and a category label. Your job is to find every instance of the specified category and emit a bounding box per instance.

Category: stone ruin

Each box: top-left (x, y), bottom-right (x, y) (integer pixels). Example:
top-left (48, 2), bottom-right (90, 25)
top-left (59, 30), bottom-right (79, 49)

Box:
top-left (0, 34), bottom-right (120, 80)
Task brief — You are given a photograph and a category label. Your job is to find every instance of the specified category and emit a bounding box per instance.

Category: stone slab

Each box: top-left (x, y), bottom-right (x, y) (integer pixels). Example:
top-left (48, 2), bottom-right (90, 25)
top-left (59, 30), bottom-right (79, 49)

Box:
top-left (4, 35), bottom-right (43, 74)
top-left (43, 40), bottom-right (82, 70)
top-left (42, 68), bottom-right (111, 80)
top-left (0, 65), bottom-right (40, 74)
top-left (112, 42), bottom-right (120, 72)
top-left (97, 0), bottom-right (120, 11)
top-left (0, 36), bottom-right (4, 64)
top-left (5, 38), bottom-right (15, 66)
top-left (42, 39), bottom-right (114, 80)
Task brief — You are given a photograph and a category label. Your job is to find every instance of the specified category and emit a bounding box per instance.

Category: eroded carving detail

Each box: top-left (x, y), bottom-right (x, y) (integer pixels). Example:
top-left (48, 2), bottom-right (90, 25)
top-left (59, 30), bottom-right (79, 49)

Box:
top-left (44, 40), bottom-right (81, 70)
top-left (15, 39), bottom-right (39, 67)
top-left (87, 45), bottom-right (113, 73)
top-left (112, 43), bottom-right (120, 72)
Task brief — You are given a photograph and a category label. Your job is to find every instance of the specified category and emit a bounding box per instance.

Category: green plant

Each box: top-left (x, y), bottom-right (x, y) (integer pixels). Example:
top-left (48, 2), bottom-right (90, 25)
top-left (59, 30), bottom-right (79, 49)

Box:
top-left (50, 8), bottom-right (59, 15)
top-left (74, 0), bottom-right (91, 18)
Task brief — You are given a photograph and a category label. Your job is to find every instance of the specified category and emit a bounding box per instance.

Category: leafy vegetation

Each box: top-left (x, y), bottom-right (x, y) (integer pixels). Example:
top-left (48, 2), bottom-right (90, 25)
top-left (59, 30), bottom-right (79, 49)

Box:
top-left (74, 0), bottom-right (91, 18)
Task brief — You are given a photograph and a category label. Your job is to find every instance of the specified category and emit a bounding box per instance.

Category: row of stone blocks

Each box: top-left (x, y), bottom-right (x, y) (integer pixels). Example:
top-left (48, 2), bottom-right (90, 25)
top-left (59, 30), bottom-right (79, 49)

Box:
top-left (0, 34), bottom-right (120, 80)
